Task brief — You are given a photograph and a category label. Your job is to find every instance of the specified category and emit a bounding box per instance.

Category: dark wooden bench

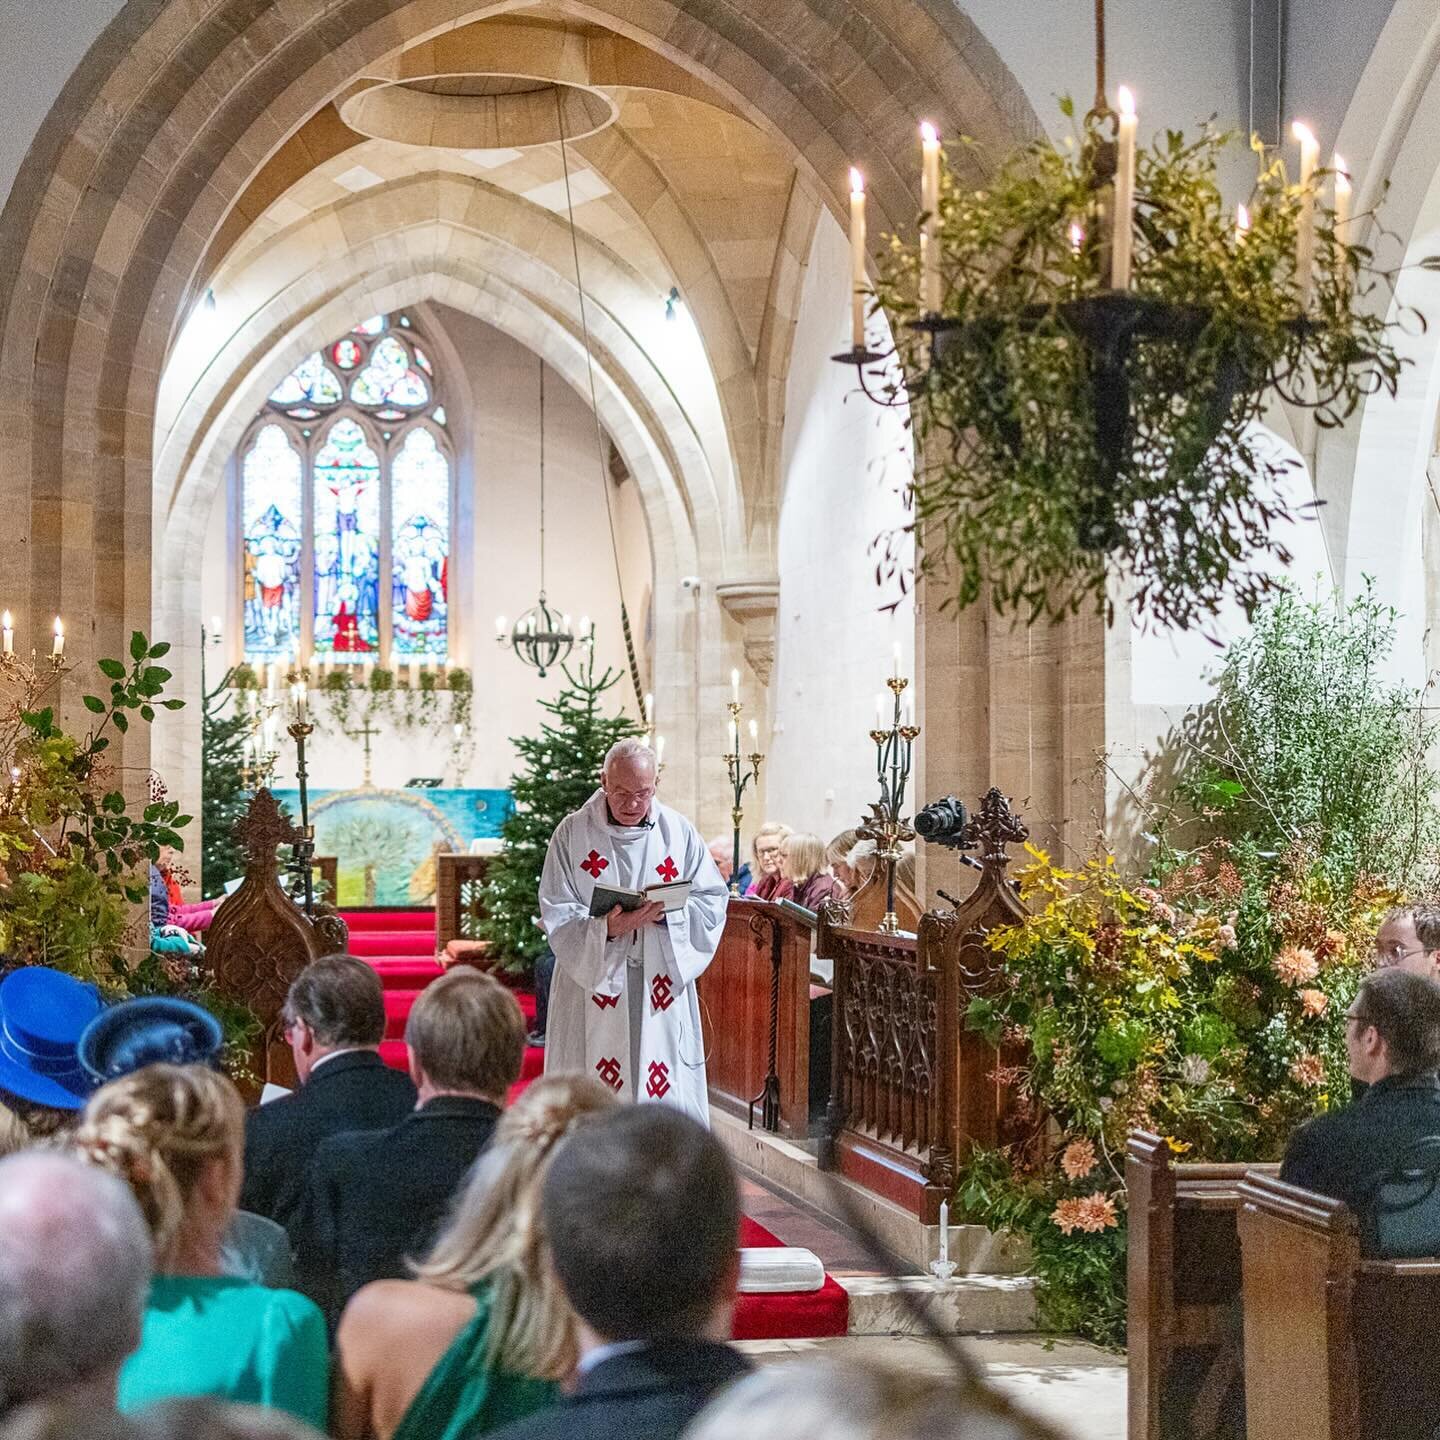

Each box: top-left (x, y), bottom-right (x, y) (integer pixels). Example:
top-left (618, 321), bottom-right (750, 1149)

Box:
top-left (1238, 1171), bottom-right (1440, 1440)
top-left (1126, 1132), bottom-right (1279, 1440)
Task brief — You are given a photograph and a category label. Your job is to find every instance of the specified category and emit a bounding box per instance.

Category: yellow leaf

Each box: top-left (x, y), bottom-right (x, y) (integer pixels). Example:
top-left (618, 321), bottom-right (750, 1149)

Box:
top-left (1165, 1137), bottom-right (1192, 1154)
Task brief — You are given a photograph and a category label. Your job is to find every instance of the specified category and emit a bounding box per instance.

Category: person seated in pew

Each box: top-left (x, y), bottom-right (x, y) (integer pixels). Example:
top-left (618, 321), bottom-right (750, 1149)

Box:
top-left (707, 836), bottom-right (751, 896)
top-left (745, 823), bottom-right (792, 901)
top-left (1373, 903), bottom-right (1440, 980)
top-left (1281, 968), bottom-right (1440, 1213)
top-left (825, 830), bottom-right (859, 895)
top-left (779, 833), bottom-right (843, 914)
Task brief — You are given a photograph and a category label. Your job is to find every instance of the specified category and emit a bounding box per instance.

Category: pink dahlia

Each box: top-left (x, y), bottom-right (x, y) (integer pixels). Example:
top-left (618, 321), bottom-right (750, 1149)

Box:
top-left (1273, 946), bottom-right (1319, 986)
top-left (1060, 1138), bottom-right (1097, 1180)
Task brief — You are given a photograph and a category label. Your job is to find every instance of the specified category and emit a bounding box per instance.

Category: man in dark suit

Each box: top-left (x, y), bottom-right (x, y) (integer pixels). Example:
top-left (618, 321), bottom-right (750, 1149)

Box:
top-left (484, 1106), bottom-right (751, 1440)
top-left (295, 967), bottom-right (525, 1319)
top-left (241, 955), bottom-right (416, 1235)
top-left (1282, 967), bottom-right (1440, 1212)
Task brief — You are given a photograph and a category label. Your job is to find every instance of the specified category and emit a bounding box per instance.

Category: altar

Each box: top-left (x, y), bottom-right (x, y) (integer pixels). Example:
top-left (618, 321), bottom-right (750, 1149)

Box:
top-left (271, 787), bottom-right (512, 907)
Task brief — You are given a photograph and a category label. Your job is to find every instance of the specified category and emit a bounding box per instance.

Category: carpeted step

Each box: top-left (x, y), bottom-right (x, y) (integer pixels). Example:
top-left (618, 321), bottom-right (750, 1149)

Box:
top-left (365, 958), bottom-right (446, 990)
top-left (733, 1216), bottom-right (849, 1340)
top-left (381, 986), bottom-right (537, 1039)
top-left (348, 931), bottom-right (439, 959)
top-left (381, 1038), bottom-right (546, 1084)
top-left (339, 909), bottom-right (436, 934)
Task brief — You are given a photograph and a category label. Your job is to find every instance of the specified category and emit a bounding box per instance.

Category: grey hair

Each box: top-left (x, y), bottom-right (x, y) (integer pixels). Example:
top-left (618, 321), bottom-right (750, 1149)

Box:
top-left (602, 739), bottom-right (657, 777)
top-left (0, 1153), bottom-right (152, 1416)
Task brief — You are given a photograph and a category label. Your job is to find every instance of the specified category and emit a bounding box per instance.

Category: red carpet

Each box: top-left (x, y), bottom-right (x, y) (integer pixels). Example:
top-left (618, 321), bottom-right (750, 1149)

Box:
top-left (344, 909), bottom-right (849, 1339)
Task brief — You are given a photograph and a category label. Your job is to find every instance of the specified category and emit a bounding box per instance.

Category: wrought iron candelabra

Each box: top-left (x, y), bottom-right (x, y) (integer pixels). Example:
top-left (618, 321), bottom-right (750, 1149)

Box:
top-left (723, 698), bottom-right (763, 896)
top-left (286, 687), bottom-right (316, 918)
top-left (860, 671), bottom-right (920, 935)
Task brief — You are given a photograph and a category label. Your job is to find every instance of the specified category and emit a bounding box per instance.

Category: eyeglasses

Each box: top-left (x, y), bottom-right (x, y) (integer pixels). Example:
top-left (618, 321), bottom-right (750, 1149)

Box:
top-left (755, 845), bottom-right (783, 859)
top-left (607, 785), bottom-right (655, 804)
top-left (1373, 944), bottom-right (1432, 968)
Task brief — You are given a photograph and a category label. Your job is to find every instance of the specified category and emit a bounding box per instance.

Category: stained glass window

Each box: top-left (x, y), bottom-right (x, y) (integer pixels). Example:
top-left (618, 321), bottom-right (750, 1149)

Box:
top-left (241, 426), bottom-right (304, 661)
top-left (240, 314), bottom-right (452, 667)
top-left (391, 428), bottom-right (450, 657)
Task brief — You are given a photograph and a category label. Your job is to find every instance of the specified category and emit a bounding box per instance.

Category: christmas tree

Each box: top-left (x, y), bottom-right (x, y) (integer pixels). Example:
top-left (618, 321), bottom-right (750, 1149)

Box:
top-left (479, 647), bottom-right (644, 973)
top-left (201, 671), bottom-right (253, 898)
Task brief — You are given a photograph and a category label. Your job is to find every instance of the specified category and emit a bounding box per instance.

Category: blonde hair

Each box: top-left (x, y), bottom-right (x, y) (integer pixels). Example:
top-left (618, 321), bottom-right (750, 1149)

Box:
top-left (781, 832), bottom-right (828, 886)
top-left (751, 822), bottom-right (791, 862)
top-left (406, 969), bottom-right (526, 1096)
top-left (411, 1074), bottom-right (618, 1379)
top-left (826, 830), bottom-right (859, 870)
top-left (0, 1102), bottom-right (31, 1158)
top-left (66, 1064), bottom-right (243, 1262)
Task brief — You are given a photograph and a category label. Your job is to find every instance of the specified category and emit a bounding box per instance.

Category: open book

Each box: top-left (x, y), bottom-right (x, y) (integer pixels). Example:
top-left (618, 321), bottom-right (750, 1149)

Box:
top-left (589, 879), bottom-right (692, 917)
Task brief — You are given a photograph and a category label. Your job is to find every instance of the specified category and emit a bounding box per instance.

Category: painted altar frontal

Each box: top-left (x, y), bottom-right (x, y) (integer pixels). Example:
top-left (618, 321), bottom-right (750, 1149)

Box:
top-left (272, 787), bottom-right (512, 907)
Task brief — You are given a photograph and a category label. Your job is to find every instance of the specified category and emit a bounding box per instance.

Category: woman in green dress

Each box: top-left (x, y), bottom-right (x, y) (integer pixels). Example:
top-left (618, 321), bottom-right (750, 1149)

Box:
top-left (332, 1074), bottom-right (618, 1440)
top-left (67, 1064), bottom-right (328, 1429)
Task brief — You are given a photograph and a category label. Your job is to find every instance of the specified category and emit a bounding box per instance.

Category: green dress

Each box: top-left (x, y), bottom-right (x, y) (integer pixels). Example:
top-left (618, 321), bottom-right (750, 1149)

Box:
top-left (391, 1285), bottom-right (558, 1440)
top-left (118, 1274), bottom-right (329, 1430)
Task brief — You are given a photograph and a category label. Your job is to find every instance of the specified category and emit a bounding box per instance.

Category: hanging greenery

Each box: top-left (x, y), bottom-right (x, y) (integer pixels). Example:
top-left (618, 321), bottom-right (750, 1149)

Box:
top-left (866, 107), bottom-right (1414, 631)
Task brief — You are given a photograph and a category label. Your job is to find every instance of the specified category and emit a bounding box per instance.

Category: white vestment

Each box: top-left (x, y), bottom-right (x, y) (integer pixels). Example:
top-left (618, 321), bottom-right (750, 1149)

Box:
top-left (539, 789), bottom-right (729, 1124)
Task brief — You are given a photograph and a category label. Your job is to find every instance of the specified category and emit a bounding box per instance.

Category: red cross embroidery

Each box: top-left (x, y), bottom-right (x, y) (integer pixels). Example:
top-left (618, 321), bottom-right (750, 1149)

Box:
top-left (650, 974), bottom-right (674, 1013)
top-left (581, 850), bottom-right (609, 878)
top-left (646, 1061), bottom-right (671, 1099)
top-left (591, 993), bottom-right (619, 1010)
top-left (656, 856), bottom-right (679, 883)
top-left (595, 1056), bottom-right (623, 1091)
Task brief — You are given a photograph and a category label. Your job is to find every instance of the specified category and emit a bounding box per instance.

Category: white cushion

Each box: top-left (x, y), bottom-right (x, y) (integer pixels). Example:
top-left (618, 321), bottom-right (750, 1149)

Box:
top-left (737, 1246), bottom-right (826, 1293)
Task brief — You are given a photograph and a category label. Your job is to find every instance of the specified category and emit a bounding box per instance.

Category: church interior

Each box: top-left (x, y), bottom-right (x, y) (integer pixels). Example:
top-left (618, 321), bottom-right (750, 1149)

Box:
top-left (8, 1), bottom-right (1440, 1437)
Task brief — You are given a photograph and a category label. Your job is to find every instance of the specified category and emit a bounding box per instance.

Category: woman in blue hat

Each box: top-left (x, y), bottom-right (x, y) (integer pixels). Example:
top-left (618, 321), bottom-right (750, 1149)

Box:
top-left (0, 967), bottom-right (104, 1144)
top-left (67, 1064), bottom-right (328, 1429)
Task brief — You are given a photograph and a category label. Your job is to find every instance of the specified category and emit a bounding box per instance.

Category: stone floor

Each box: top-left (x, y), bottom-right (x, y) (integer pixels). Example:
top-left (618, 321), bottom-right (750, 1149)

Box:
top-left (736, 1334), bottom-right (1127, 1440)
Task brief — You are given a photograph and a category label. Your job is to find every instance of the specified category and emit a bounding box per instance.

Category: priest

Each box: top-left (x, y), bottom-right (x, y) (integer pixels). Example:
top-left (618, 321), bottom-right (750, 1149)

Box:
top-left (539, 737), bottom-right (728, 1124)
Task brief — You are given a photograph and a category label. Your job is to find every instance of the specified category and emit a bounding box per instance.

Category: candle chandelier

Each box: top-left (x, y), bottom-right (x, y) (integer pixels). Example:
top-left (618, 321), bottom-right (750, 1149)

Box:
top-left (838, 0), bottom-right (1412, 632)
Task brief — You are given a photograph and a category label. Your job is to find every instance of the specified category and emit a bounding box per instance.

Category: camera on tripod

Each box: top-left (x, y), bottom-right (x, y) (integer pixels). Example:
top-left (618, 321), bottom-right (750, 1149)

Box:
top-left (912, 795), bottom-right (972, 850)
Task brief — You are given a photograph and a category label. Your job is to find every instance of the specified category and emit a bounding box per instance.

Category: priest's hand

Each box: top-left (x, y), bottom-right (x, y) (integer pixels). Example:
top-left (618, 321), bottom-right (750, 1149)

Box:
top-left (605, 902), bottom-right (665, 939)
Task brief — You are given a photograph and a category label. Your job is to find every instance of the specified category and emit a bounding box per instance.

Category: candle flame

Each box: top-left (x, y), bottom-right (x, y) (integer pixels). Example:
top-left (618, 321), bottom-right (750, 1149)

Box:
top-left (2, 613), bottom-right (10, 629)
top-left (1236, 203), bottom-right (1251, 234)
top-left (1291, 121), bottom-right (1317, 149)
top-left (1069, 221), bottom-right (1085, 252)
top-left (849, 166), bottom-right (864, 197)
top-left (919, 121), bottom-right (939, 146)
top-left (1117, 86), bottom-right (1136, 117)
top-left (52, 618), bottom-right (63, 638)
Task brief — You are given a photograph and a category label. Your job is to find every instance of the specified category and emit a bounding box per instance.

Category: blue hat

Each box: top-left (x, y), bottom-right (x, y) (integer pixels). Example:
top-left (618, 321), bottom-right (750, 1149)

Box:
top-left (79, 996), bottom-right (224, 1084)
top-left (0, 968), bottom-right (104, 1111)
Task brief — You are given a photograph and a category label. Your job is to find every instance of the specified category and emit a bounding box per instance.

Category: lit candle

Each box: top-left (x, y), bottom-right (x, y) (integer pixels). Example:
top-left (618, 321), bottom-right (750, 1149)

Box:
top-left (2, 612), bottom-right (13, 656)
top-left (292, 680), bottom-right (308, 723)
top-left (1236, 203), bottom-right (1251, 243)
top-left (655, 734), bottom-right (666, 766)
top-left (51, 618), bottom-right (64, 658)
top-left (849, 167), bottom-right (868, 349)
top-left (362, 656), bottom-right (374, 687)
top-left (875, 693), bottom-right (887, 728)
top-left (731, 668), bottom-right (740, 704)
top-left (1293, 121), bottom-right (1320, 308)
top-left (1333, 153), bottom-right (1352, 288)
top-left (748, 718), bottom-right (759, 745)
top-left (562, 613), bottom-right (572, 636)
top-left (644, 692), bottom-right (655, 726)
top-left (1112, 87), bottom-right (1138, 289)
top-left (939, 1199), bottom-right (950, 1265)
top-left (210, 614), bottom-right (222, 639)
top-left (920, 123), bottom-right (942, 313)
top-left (266, 662), bottom-right (278, 699)
top-left (494, 614), bottom-right (507, 638)
top-left (408, 655), bottom-right (421, 689)
top-left (1069, 221), bottom-right (1085, 257)
top-left (579, 614), bottom-right (590, 642)
top-left (892, 642), bottom-right (902, 680)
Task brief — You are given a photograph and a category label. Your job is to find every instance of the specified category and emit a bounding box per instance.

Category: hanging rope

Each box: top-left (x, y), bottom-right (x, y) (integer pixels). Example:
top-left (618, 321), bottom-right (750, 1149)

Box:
top-left (1093, 0), bottom-right (1108, 114)
top-left (537, 354), bottom-right (547, 596)
top-left (553, 89), bottom-right (647, 715)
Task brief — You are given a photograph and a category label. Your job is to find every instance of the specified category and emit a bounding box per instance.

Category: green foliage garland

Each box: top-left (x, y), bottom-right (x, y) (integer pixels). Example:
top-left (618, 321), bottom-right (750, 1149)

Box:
top-left (478, 647), bottom-right (643, 974)
top-left (870, 108), bottom-right (1411, 630)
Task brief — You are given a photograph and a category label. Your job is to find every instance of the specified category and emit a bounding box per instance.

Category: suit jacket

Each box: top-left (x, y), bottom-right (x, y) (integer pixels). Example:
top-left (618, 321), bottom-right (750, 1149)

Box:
top-left (483, 1340), bottom-right (752, 1440)
top-left (1281, 1072), bottom-right (1440, 1213)
top-left (241, 1050), bottom-right (417, 1234)
top-left (296, 1094), bottom-right (502, 1319)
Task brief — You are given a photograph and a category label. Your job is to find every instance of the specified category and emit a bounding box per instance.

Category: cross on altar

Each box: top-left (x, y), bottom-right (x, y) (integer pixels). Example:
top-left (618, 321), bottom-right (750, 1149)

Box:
top-left (345, 721), bottom-right (382, 788)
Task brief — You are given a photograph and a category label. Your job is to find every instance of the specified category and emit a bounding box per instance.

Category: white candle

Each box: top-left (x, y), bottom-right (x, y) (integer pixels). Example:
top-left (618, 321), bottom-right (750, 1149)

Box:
top-left (362, 656), bottom-right (374, 687)
top-left (892, 641), bottom-right (902, 680)
top-left (731, 668), bottom-right (740, 704)
top-left (494, 614), bottom-right (507, 638)
top-left (939, 1199), bottom-right (950, 1264)
top-left (849, 167), bottom-right (867, 349)
top-left (1333, 153), bottom-right (1352, 289)
top-left (579, 614), bottom-right (590, 641)
top-left (1111, 87), bottom-right (1138, 289)
top-left (2, 612), bottom-right (13, 656)
top-left (644, 692), bottom-right (655, 726)
top-left (875, 693), bottom-right (887, 728)
top-left (292, 680), bottom-right (308, 723)
top-left (266, 662), bottom-right (278, 698)
top-left (408, 655), bottom-right (421, 689)
top-left (655, 734), bottom-right (666, 766)
top-left (51, 618), bottom-right (64, 658)
top-left (210, 614), bottom-right (222, 639)
top-left (748, 718), bottom-right (759, 746)
top-left (1069, 221), bottom-right (1085, 257)
top-left (1293, 121), bottom-right (1320, 308)
top-left (920, 123), bottom-right (942, 314)
top-left (1235, 203), bottom-right (1251, 243)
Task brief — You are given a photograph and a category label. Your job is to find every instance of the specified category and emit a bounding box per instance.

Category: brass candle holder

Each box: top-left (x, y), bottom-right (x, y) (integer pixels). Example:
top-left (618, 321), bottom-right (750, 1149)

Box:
top-left (286, 705), bottom-right (317, 918)
top-left (859, 673), bottom-right (920, 935)
top-left (723, 699), bottom-right (764, 896)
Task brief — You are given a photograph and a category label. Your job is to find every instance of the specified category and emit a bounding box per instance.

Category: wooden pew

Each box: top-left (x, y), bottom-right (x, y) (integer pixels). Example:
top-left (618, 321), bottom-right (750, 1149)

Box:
top-left (1238, 1172), bottom-right (1440, 1440)
top-left (436, 853), bottom-right (492, 952)
top-left (1126, 1132), bottom-right (1279, 1440)
top-left (698, 898), bottom-right (815, 1137)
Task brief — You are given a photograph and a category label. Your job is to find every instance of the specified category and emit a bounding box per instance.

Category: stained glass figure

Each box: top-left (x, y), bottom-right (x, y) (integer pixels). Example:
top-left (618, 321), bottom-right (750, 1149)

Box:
top-left (352, 316), bottom-right (387, 336)
top-left (331, 338), bottom-right (363, 370)
top-left (390, 428), bottom-right (450, 657)
top-left (314, 419), bottom-right (381, 660)
top-left (413, 346), bottom-right (433, 375)
top-left (268, 353), bottom-right (343, 410)
top-left (351, 336), bottom-right (429, 409)
top-left (241, 425), bottom-right (304, 662)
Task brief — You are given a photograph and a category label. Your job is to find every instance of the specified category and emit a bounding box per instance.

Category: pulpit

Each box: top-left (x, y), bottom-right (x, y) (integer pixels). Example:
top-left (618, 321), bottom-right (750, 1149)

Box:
top-left (204, 789), bottom-right (348, 1096)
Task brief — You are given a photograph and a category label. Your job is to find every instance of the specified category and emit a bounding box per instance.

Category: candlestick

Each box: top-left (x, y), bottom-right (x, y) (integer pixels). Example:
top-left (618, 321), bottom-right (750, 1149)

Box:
top-left (50, 618), bottom-right (64, 660)
top-left (849, 167), bottom-right (868, 349)
top-left (860, 666), bottom-right (920, 936)
top-left (930, 1197), bottom-right (957, 1280)
top-left (1293, 121), bottom-right (1319, 308)
top-left (1112, 86), bottom-right (1138, 289)
top-left (1333, 153), bottom-right (1352, 294)
top-left (2, 612), bottom-right (13, 657)
top-left (920, 123), bottom-right (942, 314)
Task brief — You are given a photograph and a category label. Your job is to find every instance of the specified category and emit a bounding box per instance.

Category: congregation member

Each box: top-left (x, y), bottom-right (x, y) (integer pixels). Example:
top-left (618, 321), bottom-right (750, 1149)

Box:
top-left (0, 1152), bottom-right (152, 1419)
top-left (526, 947), bottom-right (556, 1049)
top-left (297, 967), bottom-right (526, 1317)
top-left (825, 830), bottom-right (860, 894)
top-left (0, 967), bottom-right (105, 1143)
top-left (538, 739), bottom-right (727, 1122)
top-left (683, 1356), bottom-right (1065, 1440)
top-left (744, 823), bottom-right (792, 901)
top-left (0, 1400), bottom-right (323, 1440)
top-left (1372, 903), bottom-right (1440, 979)
top-left (485, 1106), bottom-right (751, 1440)
top-left (332, 1076), bottom-right (617, 1440)
top-left (707, 836), bottom-right (751, 896)
top-left (779, 833), bottom-right (844, 914)
top-left (241, 956), bottom-right (417, 1234)
top-left (67, 1065), bottom-right (328, 1427)
top-left (1281, 968), bottom-right (1440, 1214)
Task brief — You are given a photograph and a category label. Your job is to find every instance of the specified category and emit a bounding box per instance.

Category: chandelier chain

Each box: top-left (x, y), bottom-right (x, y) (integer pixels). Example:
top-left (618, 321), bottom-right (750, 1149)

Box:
top-left (1093, 0), bottom-right (1107, 113)
top-left (538, 354), bottom-right (546, 596)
